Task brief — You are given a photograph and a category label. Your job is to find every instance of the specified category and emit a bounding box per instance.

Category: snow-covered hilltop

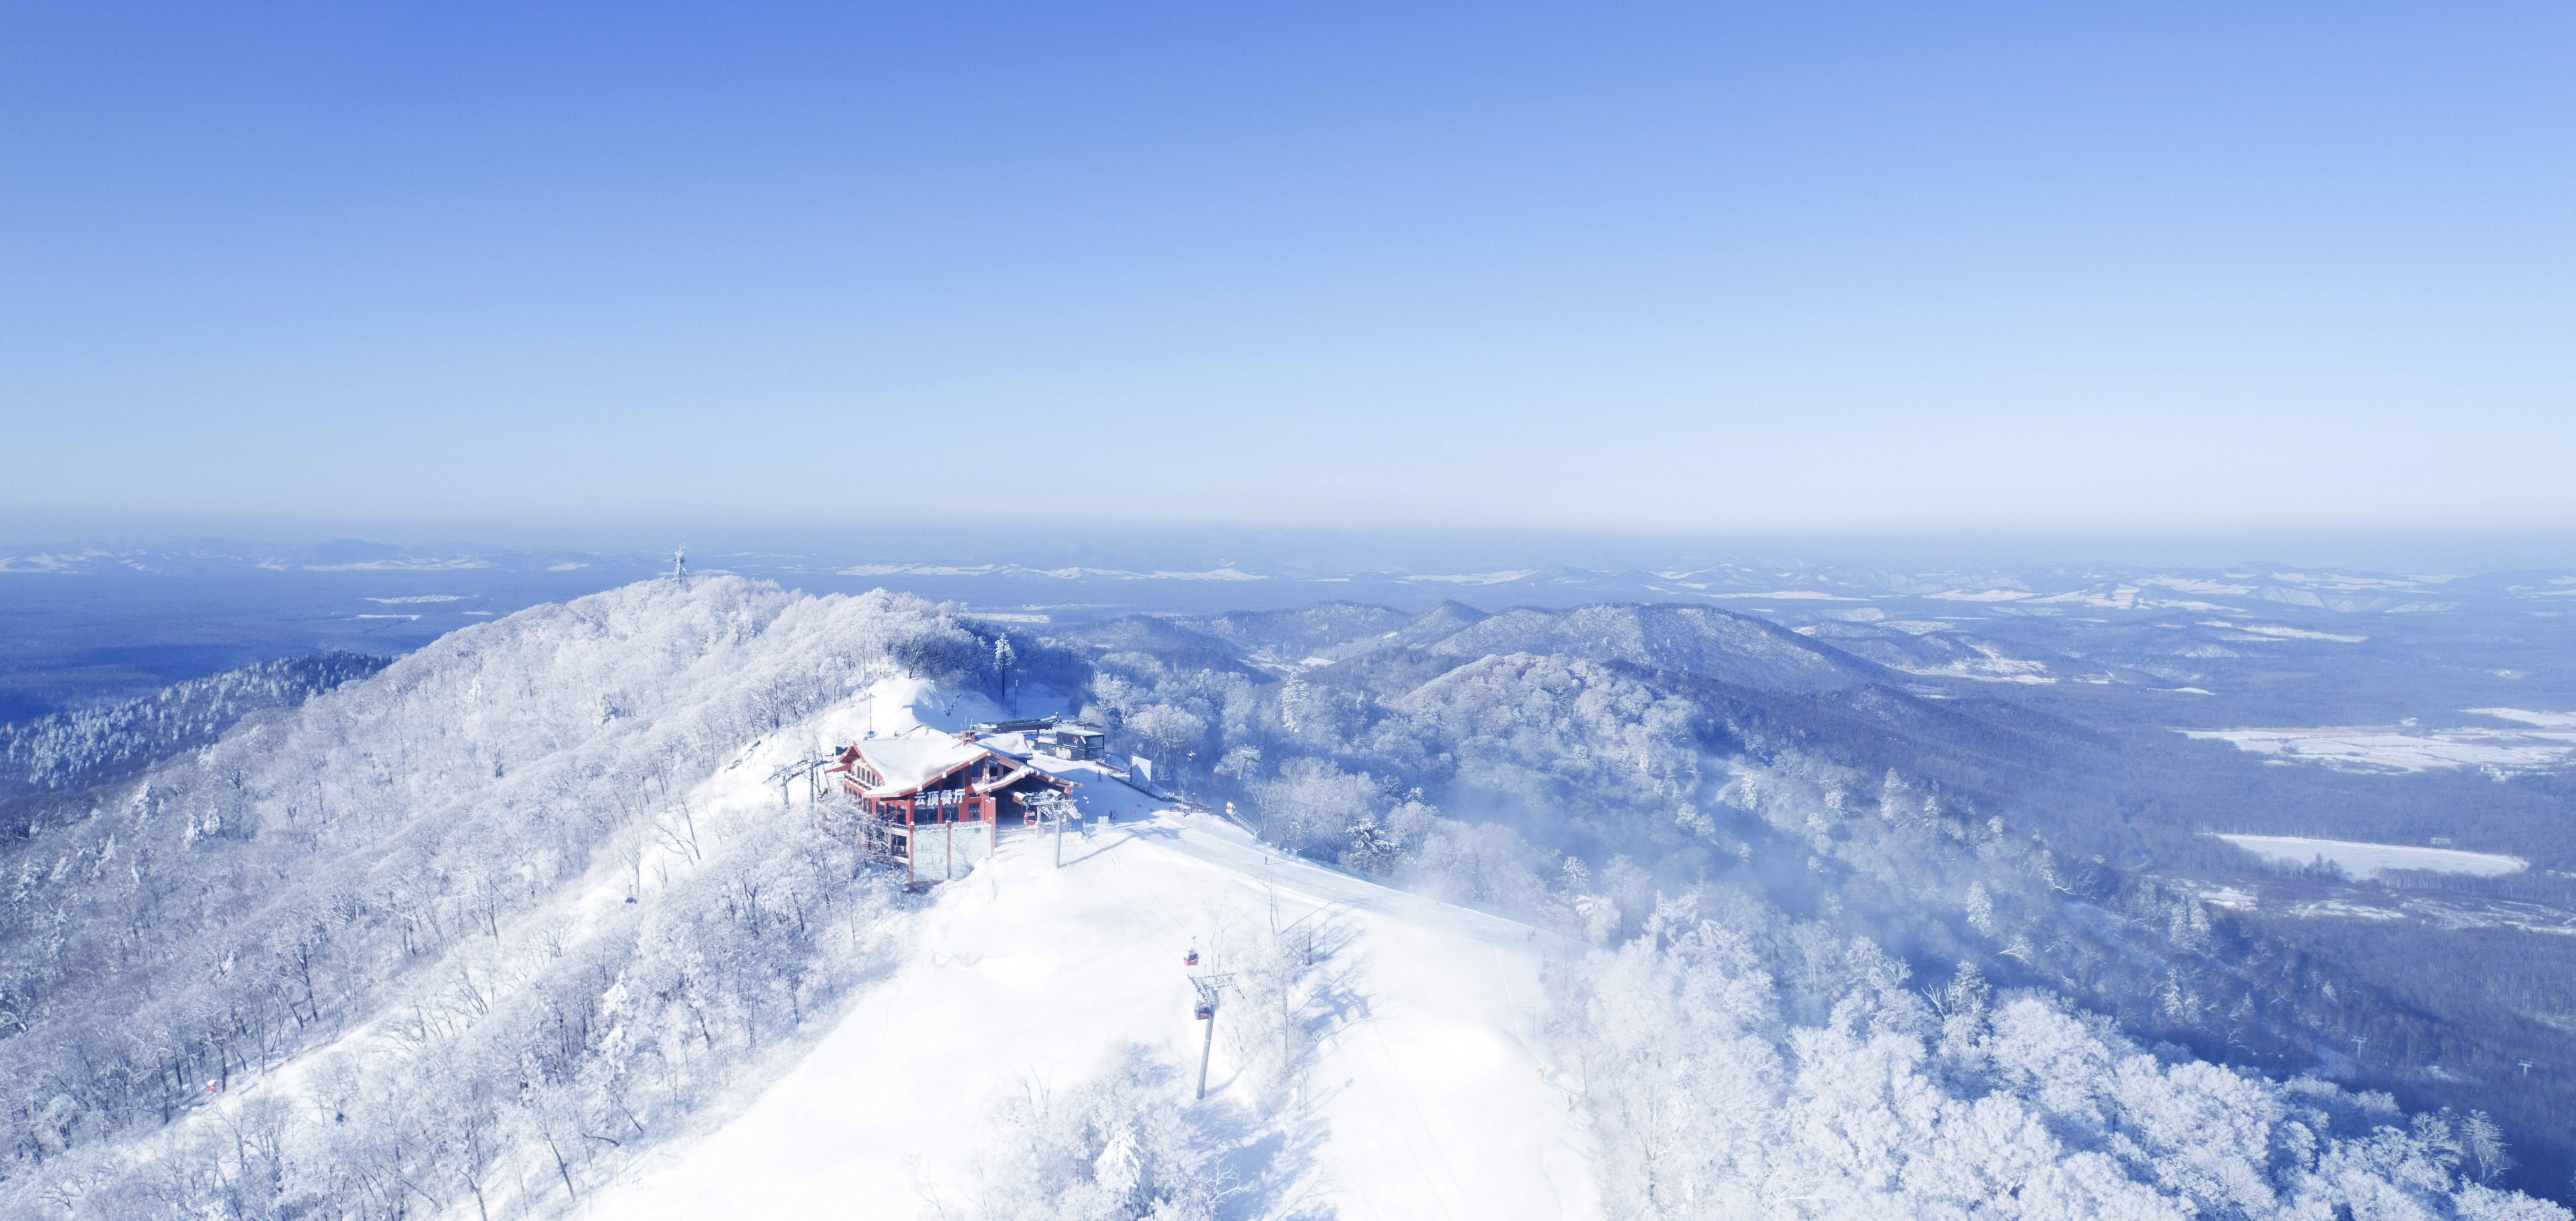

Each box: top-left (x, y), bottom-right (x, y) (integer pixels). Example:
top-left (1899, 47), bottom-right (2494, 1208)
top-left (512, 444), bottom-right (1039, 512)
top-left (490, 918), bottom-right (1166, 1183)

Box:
top-left (0, 578), bottom-right (2567, 1219)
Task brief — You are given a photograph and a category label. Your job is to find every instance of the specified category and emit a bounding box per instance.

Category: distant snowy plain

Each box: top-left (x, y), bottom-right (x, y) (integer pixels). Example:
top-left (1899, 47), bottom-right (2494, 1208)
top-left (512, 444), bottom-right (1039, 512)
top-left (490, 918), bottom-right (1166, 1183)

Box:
top-left (2213, 834), bottom-right (2529, 881)
top-left (2182, 715), bottom-right (2576, 774)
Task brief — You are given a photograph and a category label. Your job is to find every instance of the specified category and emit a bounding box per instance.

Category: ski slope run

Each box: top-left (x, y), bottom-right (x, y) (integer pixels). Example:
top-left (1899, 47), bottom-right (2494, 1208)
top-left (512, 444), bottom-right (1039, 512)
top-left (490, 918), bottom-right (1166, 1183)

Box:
top-left (590, 801), bottom-right (1600, 1220)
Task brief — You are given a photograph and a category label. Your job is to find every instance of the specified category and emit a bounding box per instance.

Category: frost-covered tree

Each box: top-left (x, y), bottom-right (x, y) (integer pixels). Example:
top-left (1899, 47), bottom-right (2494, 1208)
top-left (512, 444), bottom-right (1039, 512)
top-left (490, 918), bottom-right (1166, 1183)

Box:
top-left (1552, 905), bottom-right (2573, 1221)
top-left (1126, 704), bottom-right (1208, 782)
top-left (956, 1048), bottom-right (1235, 1221)
top-left (994, 635), bottom-right (1019, 710)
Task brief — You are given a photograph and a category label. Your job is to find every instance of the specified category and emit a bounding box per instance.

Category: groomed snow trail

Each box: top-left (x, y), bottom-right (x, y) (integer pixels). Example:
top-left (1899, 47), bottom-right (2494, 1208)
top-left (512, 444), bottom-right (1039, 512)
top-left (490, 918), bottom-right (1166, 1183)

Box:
top-left (586, 808), bottom-right (1599, 1220)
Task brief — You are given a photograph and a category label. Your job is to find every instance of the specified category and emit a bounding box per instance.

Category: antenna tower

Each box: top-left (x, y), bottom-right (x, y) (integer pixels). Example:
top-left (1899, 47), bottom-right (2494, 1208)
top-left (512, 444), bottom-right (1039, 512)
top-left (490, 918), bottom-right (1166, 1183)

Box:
top-left (671, 544), bottom-right (689, 582)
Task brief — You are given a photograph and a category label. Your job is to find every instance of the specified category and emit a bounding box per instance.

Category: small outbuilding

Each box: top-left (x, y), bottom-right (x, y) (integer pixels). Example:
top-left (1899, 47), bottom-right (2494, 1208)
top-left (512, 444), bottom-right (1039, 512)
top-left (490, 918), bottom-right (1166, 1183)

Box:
top-left (966, 715), bottom-right (1109, 762)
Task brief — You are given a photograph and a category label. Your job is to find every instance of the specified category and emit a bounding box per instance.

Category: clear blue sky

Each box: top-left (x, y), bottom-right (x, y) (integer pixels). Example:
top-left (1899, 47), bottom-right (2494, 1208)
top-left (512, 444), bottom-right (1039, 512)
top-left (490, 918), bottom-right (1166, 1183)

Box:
top-left (4, 2), bottom-right (2570, 543)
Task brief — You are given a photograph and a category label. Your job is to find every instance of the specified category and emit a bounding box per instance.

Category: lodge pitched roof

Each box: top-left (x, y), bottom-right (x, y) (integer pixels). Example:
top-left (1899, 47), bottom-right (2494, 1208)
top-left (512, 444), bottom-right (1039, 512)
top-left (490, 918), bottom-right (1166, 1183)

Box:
top-left (830, 733), bottom-right (1078, 800)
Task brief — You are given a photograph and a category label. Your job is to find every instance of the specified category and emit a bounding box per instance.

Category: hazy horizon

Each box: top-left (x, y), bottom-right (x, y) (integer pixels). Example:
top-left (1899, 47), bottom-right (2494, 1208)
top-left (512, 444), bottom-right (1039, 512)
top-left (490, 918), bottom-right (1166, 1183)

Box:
top-left (7, 515), bottom-right (2574, 577)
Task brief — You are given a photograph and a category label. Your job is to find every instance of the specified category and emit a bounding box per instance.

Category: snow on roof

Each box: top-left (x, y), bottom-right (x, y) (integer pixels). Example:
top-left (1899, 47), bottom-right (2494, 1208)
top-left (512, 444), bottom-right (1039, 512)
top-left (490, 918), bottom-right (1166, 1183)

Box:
top-left (845, 734), bottom-right (1082, 799)
top-left (848, 735), bottom-right (997, 797)
top-left (972, 762), bottom-right (1051, 796)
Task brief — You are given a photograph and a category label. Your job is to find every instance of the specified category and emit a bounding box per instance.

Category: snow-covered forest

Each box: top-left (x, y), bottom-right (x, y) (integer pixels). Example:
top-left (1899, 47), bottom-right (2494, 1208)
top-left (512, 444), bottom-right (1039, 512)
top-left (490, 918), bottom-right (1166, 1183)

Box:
top-left (0, 580), bottom-right (992, 1215)
top-left (0, 654), bottom-right (385, 800)
top-left (1053, 603), bottom-right (2576, 1211)
top-left (0, 579), bottom-right (2568, 1218)
top-left (1561, 908), bottom-right (2555, 1219)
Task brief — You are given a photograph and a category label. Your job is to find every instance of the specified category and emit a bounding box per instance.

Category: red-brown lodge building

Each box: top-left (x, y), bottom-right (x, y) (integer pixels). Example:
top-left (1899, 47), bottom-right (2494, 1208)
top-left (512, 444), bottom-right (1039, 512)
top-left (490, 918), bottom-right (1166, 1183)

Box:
top-left (826, 733), bottom-right (1077, 883)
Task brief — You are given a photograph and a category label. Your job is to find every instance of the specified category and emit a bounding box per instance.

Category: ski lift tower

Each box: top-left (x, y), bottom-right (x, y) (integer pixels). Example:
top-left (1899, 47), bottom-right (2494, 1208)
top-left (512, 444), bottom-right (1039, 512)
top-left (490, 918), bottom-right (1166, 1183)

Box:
top-left (766, 754), bottom-right (838, 809)
top-left (1027, 791), bottom-right (1079, 868)
top-left (1188, 970), bottom-right (1233, 1100)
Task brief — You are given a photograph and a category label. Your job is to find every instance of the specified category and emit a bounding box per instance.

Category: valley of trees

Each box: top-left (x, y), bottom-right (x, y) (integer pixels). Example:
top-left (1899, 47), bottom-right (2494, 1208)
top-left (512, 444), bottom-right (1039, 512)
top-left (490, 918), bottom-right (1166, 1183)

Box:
top-left (1047, 601), bottom-right (2576, 1206)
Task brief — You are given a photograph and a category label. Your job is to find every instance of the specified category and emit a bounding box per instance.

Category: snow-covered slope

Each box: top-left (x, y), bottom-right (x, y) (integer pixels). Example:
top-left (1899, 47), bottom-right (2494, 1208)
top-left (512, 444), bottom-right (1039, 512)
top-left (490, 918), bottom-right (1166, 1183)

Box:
top-left (592, 808), bottom-right (1598, 1221)
top-left (0, 579), bottom-right (1012, 1217)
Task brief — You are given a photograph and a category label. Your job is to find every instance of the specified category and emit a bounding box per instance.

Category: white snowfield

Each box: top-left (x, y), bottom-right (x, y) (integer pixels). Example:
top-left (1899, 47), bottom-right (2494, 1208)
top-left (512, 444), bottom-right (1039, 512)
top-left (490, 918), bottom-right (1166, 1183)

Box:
top-left (2471, 708), bottom-right (2576, 730)
top-left (2213, 834), bottom-right (2528, 880)
top-left (835, 563), bottom-right (1265, 582)
top-left (2196, 620), bottom-right (2368, 643)
top-left (2181, 723), bottom-right (2576, 773)
top-left (590, 802), bottom-right (1598, 1220)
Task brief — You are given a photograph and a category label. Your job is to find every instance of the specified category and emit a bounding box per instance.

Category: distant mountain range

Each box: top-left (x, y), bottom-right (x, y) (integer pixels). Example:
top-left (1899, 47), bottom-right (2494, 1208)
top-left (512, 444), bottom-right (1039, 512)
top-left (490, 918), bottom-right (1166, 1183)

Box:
top-left (7, 537), bottom-right (2571, 730)
top-left (0, 539), bottom-right (652, 576)
top-left (7, 538), bottom-right (2569, 619)
top-left (1087, 600), bottom-right (1896, 694)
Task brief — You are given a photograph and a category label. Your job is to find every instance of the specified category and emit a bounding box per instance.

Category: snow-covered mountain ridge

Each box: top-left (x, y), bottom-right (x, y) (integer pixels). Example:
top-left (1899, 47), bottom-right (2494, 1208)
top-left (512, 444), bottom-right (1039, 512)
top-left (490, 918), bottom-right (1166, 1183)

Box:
top-left (1054, 601), bottom-right (1894, 693)
top-left (0, 579), bottom-right (983, 1216)
top-left (1, 578), bottom-right (2568, 1219)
